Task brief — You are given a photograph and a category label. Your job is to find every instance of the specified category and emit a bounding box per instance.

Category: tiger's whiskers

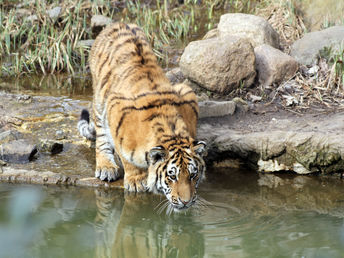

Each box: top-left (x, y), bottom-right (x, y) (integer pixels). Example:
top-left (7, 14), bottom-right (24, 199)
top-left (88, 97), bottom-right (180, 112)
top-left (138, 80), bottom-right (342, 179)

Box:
top-left (156, 199), bottom-right (170, 214)
top-left (166, 204), bottom-right (174, 216)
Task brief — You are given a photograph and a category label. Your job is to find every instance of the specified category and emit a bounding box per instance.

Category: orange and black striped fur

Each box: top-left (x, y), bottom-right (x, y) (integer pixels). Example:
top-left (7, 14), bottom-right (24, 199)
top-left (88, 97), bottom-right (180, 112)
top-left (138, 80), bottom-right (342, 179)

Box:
top-left (78, 22), bottom-right (206, 211)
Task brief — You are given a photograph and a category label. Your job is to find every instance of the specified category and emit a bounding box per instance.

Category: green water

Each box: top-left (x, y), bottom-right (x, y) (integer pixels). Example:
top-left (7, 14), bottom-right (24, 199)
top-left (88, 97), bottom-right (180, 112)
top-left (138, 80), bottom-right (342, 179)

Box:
top-left (1, 169), bottom-right (344, 258)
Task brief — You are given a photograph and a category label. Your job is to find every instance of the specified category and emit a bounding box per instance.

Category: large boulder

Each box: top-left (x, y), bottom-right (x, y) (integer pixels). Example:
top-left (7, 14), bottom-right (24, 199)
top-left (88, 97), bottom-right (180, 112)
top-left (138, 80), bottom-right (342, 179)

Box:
top-left (180, 36), bottom-right (256, 94)
top-left (255, 44), bottom-right (299, 86)
top-left (290, 26), bottom-right (344, 66)
top-left (218, 13), bottom-right (280, 49)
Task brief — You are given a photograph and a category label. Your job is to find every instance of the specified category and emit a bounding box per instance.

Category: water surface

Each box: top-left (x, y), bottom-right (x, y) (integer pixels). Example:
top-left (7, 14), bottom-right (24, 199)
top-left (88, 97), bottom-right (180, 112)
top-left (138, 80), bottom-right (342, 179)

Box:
top-left (1, 169), bottom-right (344, 258)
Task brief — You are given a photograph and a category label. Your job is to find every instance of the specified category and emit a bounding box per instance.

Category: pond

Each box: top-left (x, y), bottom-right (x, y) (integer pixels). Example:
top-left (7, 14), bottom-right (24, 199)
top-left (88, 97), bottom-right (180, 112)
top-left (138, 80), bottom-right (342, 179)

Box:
top-left (1, 169), bottom-right (344, 258)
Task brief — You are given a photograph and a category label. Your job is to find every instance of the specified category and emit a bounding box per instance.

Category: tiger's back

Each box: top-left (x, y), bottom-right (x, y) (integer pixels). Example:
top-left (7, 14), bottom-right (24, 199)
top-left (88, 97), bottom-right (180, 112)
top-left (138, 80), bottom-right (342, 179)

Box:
top-left (90, 23), bottom-right (169, 97)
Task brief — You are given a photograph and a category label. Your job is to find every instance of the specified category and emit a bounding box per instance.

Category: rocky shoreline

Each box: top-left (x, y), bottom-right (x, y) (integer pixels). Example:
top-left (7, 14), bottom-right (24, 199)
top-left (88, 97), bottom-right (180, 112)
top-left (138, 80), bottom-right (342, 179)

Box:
top-left (0, 88), bottom-right (343, 188)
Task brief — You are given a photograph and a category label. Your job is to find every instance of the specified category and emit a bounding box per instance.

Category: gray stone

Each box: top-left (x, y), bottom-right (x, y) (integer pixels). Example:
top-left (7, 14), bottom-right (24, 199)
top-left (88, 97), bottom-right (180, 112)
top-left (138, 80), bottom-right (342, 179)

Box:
top-left (38, 139), bottom-right (63, 155)
top-left (0, 130), bottom-right (20, 144)
top-left (0, 159), bottom-right (6, 173)
top-left (180, 36), bottom-right (256, 94)
top-left (16, 8), bottom-right (31, 18)
top-left (166, 67), bottom-right (185, 85)
top-left (77, 39), bottom-right (95, 48)
top-left (233, 97), bottom-right (249, 112)
top-left (55, 130), bottom-right (66, 140)
top-left (47, 7), bottom-right (62, 20)
top-left (290, 26), bottom-right (344, 66)
top-left (218, 13), bottom-right (280, 48)
top-left (91, 15), bottom-right (112, 29)
top-left (26, 14), bottom-right (38, 22)
top-left (16, 94), bottom-right (32, 103)
top-left (0, 139), bottom-right (37, 163)
top-left (199, 101), bottom-right (236, 118)
top-left (254, 44), bottom-right (299, 86)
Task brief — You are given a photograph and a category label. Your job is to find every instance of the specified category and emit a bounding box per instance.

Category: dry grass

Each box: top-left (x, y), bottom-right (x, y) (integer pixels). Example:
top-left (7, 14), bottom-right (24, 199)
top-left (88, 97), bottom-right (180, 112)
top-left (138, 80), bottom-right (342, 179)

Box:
top-left (255, 0), bottom-right (306, 53)
top-left (253, 0), bottom-right (344, 110)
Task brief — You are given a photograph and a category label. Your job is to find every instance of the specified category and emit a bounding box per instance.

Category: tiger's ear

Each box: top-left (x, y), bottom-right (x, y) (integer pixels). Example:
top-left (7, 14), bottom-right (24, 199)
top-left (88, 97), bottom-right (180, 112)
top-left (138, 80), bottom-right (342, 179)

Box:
top-left (193, 141), bottom-right (207, 156)
top-left (148, 146), bottom-right (167, 165)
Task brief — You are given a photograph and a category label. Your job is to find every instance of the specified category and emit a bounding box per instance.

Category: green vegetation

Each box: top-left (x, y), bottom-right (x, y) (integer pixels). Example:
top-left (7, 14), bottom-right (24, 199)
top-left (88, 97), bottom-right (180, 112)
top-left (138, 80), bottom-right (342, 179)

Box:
top-left (318, 46), bottom-right (344, 92)
top-left (329, 48), bottom-right (344, 92)
top-left (0, 0), bottom-right (255, 76)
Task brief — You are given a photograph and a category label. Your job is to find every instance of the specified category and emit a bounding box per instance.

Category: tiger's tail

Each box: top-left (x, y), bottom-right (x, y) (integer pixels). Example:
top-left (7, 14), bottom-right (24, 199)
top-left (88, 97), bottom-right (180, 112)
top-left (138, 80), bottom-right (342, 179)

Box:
top-left (78, 109), bottom-right (96, 141)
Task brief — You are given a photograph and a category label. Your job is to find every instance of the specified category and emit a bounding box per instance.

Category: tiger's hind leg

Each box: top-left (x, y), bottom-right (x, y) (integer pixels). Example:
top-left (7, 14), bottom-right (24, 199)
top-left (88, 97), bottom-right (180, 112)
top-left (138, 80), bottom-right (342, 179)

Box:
top-left (120, 158), bottom-right (148, 192)
top-left (93, 109), bottom-right (122, 181)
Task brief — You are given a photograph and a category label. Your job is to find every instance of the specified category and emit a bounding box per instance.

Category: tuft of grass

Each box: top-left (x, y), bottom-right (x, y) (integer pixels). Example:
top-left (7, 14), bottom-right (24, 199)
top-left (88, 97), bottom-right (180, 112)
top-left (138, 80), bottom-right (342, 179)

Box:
top-left (0, 0), bottom-right (92, 76)
top-left (255, 0), bottom-right (306, 53)
top-left (327, 48), bottom-right (344, 92)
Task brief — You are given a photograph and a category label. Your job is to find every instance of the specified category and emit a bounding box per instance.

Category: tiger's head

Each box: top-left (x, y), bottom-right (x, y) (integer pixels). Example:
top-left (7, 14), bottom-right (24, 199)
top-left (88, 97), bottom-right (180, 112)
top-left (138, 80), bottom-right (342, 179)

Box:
top-left (146, 140), bottom-right (207, 212)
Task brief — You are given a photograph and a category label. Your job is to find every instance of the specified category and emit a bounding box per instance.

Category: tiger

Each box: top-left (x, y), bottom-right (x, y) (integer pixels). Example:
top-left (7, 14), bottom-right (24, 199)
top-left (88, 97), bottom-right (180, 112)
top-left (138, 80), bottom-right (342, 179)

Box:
top-left (78, 22), bottom-right (207, 211)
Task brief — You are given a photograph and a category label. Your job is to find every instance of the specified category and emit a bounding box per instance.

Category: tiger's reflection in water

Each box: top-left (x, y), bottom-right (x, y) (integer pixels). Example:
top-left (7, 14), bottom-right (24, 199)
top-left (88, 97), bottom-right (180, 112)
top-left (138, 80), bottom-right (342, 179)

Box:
top-left (93, 189), bottom-right (205, 258)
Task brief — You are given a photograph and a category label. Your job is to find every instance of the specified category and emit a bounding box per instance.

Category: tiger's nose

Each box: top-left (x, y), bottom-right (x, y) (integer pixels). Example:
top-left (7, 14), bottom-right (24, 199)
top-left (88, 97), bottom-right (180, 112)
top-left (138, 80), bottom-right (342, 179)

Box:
top-left (179, 197), bottom-right (190, 205)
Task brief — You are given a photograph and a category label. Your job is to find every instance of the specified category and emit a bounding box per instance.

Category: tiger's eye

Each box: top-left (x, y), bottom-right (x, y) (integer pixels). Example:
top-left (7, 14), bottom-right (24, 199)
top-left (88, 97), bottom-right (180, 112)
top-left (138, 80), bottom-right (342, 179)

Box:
top-left (170, 175), bottom-right (176, 180)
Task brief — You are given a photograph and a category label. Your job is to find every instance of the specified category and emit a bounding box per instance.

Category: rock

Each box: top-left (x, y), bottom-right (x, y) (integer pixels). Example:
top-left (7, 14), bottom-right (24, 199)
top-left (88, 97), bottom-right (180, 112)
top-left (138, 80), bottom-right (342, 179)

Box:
top-left (0, 116), bottom-right (23, 128)
top-left (55, 130), bottom-right (66, 140)
top-left (197, 93), bottom-right (209, 102)
top-left (16, 8), bottom-right (31, 18)
top-left (26, 14), bottom-right (38, 22)
top-left (0, 130), bottom-right (20, 144)
top-left (0, 160), bottom-right (6, 174)
top-left (247, 93), bottom-right (262, 103)
top-left (199, 101), bottom-right (236, 118)
top-left (47, 7), bottom-right (62, 20)
top-left (38, 139), bottom-right (63, 155)
top-left (180, 36), bottom-right (256, 94)
top-left (16, 94), bottom-right (32, 103)
top-left (233, 97), bottom-right (249, 112)
top-left (202, 28), bottom-right (218, 40)
top-left (198, 112), bottom-right (344, 175)
top-left (218, 13), bottom-right (280, 48)
top-left (91, 15), bottom-right (112, 29)
top-left (77, 39), bottom-right (95, 48)
top-left (290, 26), bottom-right (344, 66)
top-left (0, 139), bottom-right (37, 163)
top-left (166, 67), bottom-right (185, 85)
top-left (254, 44), bottom-right (298, 86)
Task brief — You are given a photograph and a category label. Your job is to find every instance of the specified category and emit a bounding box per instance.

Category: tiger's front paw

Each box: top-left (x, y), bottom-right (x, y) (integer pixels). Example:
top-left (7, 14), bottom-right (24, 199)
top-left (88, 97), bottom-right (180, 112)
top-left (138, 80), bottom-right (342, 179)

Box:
top-left (124, 174), bottom-right (148, 192)
top-left (95, 166), bottom-right (121, 181)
